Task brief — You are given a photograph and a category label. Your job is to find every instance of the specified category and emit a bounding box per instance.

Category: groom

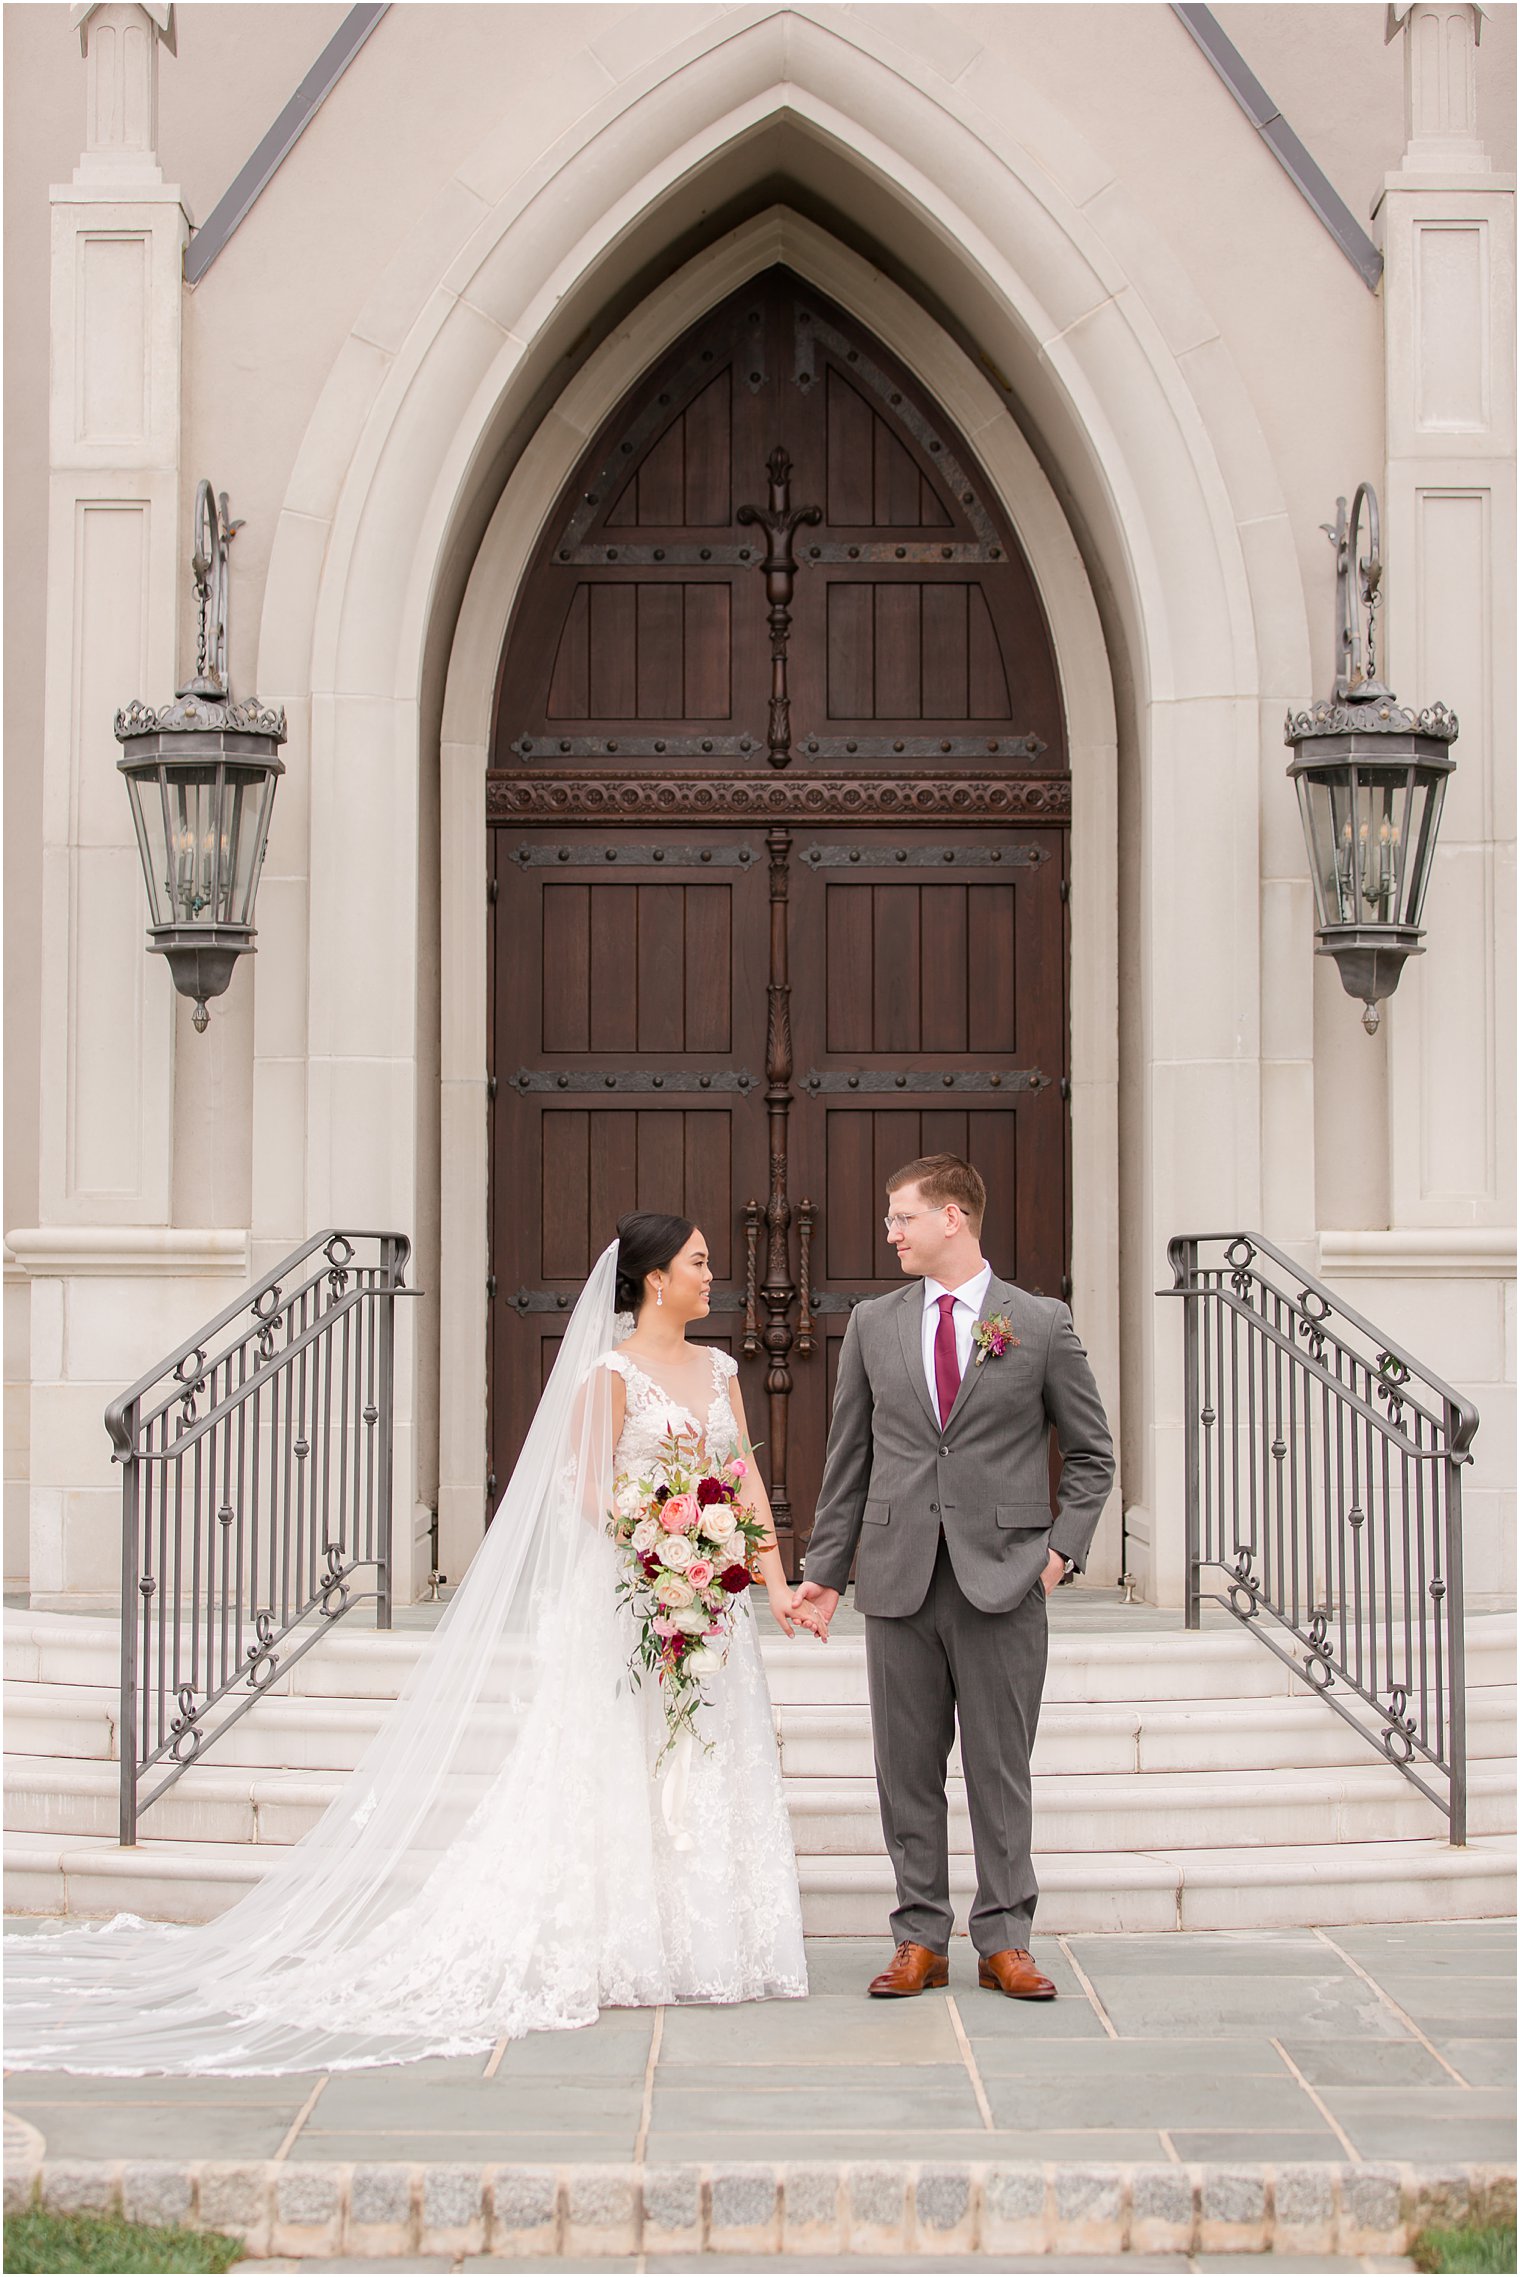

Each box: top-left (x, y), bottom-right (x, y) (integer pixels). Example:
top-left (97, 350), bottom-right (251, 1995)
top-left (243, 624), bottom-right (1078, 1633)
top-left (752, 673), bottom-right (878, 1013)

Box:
top-left (794, 1154), bottom-right (1114, 1999)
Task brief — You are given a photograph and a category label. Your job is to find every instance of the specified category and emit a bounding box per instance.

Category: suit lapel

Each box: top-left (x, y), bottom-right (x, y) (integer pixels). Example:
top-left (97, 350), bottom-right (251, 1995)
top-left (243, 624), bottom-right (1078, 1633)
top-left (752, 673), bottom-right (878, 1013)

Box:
top-left (896, 1283), bottom-right (939, 1432)
top-left (943, 1274), bottom-right (1017, 1433)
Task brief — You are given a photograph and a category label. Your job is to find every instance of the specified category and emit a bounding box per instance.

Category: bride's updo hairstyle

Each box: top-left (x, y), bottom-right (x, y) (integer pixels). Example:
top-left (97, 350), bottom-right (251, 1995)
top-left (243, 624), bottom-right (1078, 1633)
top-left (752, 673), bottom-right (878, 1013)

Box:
top-left (615, 1211), bottom-right (696, 1316)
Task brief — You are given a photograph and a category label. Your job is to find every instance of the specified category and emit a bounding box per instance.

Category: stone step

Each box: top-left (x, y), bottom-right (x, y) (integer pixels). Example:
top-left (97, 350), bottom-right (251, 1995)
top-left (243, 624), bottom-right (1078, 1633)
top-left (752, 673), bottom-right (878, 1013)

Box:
top-left (7, 1746), bottom-right (1511, 1853)
top-left (7, 1823), bottom-right (1513, 1934)
top-left (8, 1675), bottom-right (1514, 1781)
top-left (6, 1606), bottom-right (1513, 1707)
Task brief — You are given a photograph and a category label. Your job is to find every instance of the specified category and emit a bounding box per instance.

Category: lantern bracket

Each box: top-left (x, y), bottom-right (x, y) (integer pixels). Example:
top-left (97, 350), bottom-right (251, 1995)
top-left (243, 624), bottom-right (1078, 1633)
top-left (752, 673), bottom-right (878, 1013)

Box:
top-left (178, 479), bottom-right (244, 702)
top-left (1324, 482), bottom-right (1393, 706)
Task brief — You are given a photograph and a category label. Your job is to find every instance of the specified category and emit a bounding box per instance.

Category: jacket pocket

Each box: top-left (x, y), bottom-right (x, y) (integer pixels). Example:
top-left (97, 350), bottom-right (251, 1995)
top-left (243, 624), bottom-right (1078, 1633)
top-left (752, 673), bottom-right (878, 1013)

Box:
top-left (994, 1502), bottom-right (1052, 1531)
top-left (862, 1501), bottom-right (891, 1526)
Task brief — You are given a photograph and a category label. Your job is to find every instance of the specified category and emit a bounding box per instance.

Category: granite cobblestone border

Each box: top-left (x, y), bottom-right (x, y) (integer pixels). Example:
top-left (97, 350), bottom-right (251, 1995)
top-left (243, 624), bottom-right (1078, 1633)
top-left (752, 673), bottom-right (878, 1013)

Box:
top-left (3, 2154), bottom-right (1514, 2258)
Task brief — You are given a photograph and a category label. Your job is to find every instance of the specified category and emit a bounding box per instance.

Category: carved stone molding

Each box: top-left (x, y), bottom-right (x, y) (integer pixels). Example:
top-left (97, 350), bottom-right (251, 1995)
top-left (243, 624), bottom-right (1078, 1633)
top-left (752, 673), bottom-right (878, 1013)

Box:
top-left (486, 771), bottom-right (1072, 824)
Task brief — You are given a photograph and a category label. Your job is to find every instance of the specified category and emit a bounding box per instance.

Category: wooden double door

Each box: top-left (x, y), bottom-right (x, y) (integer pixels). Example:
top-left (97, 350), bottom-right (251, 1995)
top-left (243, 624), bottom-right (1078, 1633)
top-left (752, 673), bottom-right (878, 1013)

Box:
top-left (486, 269), bottom-right (1071, 1573)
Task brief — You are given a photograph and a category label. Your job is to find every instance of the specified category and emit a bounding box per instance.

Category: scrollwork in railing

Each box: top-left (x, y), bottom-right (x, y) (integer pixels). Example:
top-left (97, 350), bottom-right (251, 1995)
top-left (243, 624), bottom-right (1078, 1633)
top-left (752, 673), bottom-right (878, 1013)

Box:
top-left (169, 1684), bottom-right (203, 1764)
top-left (1304, 1609), bottom-right (1335, 1689)
top-left (1381, 1685), bottom-right (1418, 1765)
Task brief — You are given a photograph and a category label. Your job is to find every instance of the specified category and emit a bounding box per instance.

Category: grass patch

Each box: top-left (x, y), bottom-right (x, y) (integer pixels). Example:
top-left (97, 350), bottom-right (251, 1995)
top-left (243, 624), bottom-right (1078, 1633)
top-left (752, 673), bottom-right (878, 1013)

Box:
top-left (1412, 2222), bottom-right (1520, 2274)
top-left (2, 2206), bottom-right (243, 2274)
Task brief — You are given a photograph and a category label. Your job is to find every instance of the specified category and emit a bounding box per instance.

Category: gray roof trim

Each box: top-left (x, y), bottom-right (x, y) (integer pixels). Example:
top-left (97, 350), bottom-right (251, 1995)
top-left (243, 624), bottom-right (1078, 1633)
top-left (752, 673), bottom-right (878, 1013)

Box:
top-left (1172, 4), bottom-right (1384, 290)
top-left (184, 3), bottom-right (389, 287)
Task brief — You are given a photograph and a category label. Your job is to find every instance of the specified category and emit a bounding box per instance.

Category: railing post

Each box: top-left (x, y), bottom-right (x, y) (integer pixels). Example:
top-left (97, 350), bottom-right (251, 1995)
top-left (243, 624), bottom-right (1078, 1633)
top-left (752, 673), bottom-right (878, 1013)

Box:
top-left (1180, 1239), bottom-right (1202, 1631)
top-left (118, 1401), bottom-right (141, 1847)
top-left (375, 1237), bottom-right (399, 1631)
top-left (1444, 1398), bottom-right (1468, 1846)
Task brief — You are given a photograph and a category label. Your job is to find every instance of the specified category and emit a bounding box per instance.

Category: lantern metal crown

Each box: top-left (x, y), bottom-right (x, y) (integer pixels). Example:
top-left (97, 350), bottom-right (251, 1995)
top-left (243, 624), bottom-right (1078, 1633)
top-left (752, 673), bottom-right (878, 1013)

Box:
top-left (1285, 483), bottom-right (1457, 1034)
top-left (115, 481), bottom-right (286, 1032)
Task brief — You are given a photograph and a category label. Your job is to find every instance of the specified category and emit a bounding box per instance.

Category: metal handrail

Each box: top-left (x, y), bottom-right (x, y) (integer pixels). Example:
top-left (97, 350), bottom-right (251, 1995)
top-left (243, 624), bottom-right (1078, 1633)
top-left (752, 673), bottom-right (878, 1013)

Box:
top-left (113, 1229), bottom-right (412, 1843)
top-left (1166, 1231), bottom-right (1478, 1842)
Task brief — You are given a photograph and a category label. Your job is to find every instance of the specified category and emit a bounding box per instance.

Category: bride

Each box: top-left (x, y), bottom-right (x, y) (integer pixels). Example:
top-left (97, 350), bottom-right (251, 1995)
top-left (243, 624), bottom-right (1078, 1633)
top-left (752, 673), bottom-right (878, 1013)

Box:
top-left (5, 1213), bottom-right (823, 2074)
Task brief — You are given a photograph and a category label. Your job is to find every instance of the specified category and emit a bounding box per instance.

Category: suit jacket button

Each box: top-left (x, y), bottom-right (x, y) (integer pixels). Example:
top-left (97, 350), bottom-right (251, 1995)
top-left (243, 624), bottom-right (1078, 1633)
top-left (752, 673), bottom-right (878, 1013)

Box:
top-left (929, 1502), bottom-right (939, 1514)
top-left (938, 1447), bottom-right (948, 1458)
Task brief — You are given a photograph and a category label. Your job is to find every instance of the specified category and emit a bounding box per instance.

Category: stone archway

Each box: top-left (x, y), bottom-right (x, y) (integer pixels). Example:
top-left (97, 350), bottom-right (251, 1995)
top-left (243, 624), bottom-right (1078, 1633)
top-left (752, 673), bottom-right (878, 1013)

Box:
top-left (253, 8), bottom-right (1314, 1601)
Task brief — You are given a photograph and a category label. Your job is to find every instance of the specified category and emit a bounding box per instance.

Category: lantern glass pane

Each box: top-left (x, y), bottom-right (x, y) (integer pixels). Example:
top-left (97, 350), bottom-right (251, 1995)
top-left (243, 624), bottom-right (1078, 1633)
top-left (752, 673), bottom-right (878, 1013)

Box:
top-left (218, 768), bottom-right (265, 925)
top-left (161, 766), bottom-right (225, 926)
top-left (1401, 771), bottom-right (1447, 927)
top-left (1350, 766), bottom-right (1409, 926)
top-left (1300, 772), bottom-right (1359, 927)
top-left (122, 768), bottom-right (172, 927)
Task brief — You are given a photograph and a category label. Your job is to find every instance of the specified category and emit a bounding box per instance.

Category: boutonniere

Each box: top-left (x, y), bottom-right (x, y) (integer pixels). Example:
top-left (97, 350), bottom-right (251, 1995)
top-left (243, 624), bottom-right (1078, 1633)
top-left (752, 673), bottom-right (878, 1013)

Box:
top-left (973, 1315), bottom-right (1019, 1365)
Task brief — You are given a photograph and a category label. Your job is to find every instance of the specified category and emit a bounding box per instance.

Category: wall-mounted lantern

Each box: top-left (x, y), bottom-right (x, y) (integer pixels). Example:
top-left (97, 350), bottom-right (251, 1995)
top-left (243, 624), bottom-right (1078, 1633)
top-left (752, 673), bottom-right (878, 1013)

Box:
top-left (115, 481), bottom-right (286, 1032)
top-left (1285, 483), bottom-right (1457, 1034)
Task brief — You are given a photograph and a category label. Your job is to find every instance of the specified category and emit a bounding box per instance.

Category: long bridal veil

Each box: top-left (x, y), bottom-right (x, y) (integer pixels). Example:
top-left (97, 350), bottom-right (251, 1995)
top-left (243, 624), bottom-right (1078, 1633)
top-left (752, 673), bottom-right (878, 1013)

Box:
top-left (4, 1241), bottom-right (626, 2074)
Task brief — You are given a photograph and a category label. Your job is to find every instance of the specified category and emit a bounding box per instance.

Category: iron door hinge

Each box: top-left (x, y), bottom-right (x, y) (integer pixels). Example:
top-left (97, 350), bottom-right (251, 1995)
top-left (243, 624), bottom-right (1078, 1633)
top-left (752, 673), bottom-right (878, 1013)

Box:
top-left (1061, 1274), bottom-right (1073, 1301)
top-left (1059, 877), bottom-right (1070, 903)
top-left (486, 1275), bottom-right (497, 1300)
top-left (1059, 1076), bottom-right (1071, 1101)
top-left (488, 875), bottom-right (498, 904)
top-left (487, 1075), bottom-right (498, 1102)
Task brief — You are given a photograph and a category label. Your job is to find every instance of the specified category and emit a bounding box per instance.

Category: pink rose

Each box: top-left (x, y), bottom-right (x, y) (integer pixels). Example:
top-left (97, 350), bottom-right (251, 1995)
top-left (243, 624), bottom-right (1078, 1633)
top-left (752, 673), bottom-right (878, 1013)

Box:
top-left (659, 1493), bottom-right (698, 1533)
top-left (725, 1457), bottom-right (748, 1482)
top-left (687, 1557), bottom-right (714, 1587)
top-left (652, 1616), bottom-right (678, 1639)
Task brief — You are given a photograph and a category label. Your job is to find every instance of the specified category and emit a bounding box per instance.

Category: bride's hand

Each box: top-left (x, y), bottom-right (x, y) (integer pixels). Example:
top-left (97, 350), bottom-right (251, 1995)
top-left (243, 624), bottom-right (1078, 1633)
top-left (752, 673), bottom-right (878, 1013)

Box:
top-left (770, 1585), bottom-right (827, 1641)
top-left (766, 1583), bottom-right (827, 1638)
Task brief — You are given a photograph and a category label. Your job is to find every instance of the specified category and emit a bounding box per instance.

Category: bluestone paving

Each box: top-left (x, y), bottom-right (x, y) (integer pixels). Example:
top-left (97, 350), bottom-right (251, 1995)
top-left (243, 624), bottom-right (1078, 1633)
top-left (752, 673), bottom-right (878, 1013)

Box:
top-left (1431, 2035), bottom-right (1517, 2085)
top-left (5, 1920), bottom-right (1512, 2195)
top-left (1167, 2129), bottom-right (1347, 2162)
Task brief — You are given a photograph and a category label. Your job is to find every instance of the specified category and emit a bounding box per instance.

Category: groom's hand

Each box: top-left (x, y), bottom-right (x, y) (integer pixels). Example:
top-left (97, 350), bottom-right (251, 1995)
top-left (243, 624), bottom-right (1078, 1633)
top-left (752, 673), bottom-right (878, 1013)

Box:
top-left (1040, 1548), bottom-right (1067, 1597)
top-left (792, 1580), bottom-right (839, 1638)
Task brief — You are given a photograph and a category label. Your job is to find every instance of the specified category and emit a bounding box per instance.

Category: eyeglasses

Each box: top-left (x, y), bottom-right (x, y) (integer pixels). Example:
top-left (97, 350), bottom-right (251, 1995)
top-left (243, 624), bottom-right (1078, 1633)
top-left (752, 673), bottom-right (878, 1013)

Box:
top-left (883, 1208), bottom-right (945, 1234)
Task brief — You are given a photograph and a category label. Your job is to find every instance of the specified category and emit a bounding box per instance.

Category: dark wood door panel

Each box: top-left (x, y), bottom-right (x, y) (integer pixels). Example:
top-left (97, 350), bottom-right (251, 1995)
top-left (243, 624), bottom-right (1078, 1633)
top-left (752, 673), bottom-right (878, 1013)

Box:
top-left (487, 270), bottom-right (1074, 1573)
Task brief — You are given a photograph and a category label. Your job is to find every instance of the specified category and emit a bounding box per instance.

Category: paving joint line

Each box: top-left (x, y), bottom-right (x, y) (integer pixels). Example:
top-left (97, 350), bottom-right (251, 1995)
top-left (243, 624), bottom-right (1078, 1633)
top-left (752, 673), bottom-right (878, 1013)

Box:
top-left (481, 2035), bottom-right (508, 2079)
top-left (1312, 1926), bottom-right (1472, 2086)
top-left (1270, 2033), bottom-right (1362, 2161)
top-left (943, 1992), bottom-right (995, 2131)
top-left (633, 2003), bottom-right (663, 2166)
top-left (1158, 2125), bottom-right (1181, 2163)
top-left (272, 2071), bottom-right (328, 2162)
top-left (1057, 1931), bottom-right (1119, 2037)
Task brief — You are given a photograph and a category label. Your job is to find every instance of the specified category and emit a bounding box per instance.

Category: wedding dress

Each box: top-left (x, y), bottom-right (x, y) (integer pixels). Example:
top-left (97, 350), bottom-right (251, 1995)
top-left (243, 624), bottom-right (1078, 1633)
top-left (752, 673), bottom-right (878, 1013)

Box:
top-left (4, 1242), bottom-right (806, 2074)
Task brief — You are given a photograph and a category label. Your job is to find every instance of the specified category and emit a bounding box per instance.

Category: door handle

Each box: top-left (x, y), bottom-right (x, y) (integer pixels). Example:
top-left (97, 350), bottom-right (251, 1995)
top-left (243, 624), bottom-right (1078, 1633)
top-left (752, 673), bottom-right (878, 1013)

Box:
top-left (796, 1198), bottom-right (816, 1357)
top-left (742, 1198), bottom-right (762, 1358)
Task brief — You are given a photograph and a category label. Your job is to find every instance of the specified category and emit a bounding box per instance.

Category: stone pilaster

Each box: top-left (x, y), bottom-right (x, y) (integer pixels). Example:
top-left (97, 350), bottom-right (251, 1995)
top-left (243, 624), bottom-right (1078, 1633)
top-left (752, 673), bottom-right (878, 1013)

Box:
top-left (1375, 3), bottom-right (1515, 1233)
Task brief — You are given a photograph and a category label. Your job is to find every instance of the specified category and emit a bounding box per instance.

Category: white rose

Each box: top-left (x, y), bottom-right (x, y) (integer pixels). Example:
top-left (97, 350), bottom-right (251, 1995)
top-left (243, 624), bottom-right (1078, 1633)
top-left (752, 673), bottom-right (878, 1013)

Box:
top-left (631, 1517), bottom-right (661, 1554)
top-left (660, 1533), bottom-right (693, 1569)
top-left (659, 1574), bottom-right (695, 1608)
top-left (683, 1644), bottom-right (718, 1674)
top-left (674, 1607), bottom-right (709, 1634)
top-left (614, 1480), bottom-right (644, 1520)
top-left (703, 1505), bottom-right (739, 1542)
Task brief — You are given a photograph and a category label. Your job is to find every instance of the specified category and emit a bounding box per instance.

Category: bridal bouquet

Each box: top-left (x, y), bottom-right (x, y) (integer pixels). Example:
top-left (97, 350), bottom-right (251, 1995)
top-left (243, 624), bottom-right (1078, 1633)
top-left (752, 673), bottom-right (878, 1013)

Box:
top-left (608, 1426), bottom-right (768, 1761)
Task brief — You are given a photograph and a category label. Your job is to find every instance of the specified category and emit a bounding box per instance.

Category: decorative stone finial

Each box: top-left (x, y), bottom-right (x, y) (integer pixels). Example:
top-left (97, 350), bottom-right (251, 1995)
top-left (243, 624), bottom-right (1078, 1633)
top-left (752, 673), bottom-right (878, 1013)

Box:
top-left (69, 3), bottom-right (175, 187)
top-left (1386, 3), bottom-right (1492, 174)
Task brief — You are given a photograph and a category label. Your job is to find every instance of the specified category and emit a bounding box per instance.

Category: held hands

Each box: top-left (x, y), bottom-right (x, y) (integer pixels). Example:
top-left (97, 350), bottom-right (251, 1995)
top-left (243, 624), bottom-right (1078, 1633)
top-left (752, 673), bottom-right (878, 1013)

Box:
top-left (789, 1579), bottom-right (839, 1640)
top-left (768, 1583), bottom-right (829, 1641)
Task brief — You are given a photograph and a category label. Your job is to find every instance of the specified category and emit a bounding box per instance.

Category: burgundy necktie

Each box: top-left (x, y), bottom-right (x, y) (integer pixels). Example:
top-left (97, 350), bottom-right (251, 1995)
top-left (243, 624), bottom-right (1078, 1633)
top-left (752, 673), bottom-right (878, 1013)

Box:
top-left (934, 1292), bottom-right (962, 1427)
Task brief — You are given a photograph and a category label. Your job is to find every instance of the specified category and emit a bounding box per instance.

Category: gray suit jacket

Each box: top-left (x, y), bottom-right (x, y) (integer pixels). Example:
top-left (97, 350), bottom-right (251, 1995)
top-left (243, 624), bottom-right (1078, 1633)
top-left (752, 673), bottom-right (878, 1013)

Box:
top-left (802, 1274), bottom-right (1115, 1617)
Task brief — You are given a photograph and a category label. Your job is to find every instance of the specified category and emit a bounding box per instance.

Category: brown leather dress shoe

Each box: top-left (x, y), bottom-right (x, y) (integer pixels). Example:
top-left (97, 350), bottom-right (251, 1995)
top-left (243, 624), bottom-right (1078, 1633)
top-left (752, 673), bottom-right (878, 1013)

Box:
top-left (978, 1947), bottom-right (1057, 1999)
top-left (868, 1940), bottom-right (950, 1997)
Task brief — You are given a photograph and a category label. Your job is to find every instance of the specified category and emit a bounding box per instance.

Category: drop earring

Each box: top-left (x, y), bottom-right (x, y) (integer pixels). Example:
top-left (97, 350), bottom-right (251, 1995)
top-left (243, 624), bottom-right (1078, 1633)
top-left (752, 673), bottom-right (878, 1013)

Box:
top-left (655, 1282), bottom-right (664, 1308)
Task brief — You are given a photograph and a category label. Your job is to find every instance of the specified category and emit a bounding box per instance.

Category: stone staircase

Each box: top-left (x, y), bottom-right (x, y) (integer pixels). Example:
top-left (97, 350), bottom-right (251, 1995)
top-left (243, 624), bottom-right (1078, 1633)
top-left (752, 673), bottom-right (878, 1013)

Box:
top-left (5, 1606), bottom-right (1514, 1931)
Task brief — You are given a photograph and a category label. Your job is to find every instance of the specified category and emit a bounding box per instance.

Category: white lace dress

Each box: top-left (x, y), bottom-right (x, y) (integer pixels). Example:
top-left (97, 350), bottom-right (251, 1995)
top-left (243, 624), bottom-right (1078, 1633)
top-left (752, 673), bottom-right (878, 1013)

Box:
top-left (303, 1344), bottom-right (808, 2046)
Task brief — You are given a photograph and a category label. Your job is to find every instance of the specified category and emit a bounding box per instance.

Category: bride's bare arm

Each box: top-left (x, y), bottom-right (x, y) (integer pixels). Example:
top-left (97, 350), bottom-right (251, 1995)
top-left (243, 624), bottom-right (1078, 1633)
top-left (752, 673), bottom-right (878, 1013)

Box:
top-left (726, 1376), bottom-right (828, 1641)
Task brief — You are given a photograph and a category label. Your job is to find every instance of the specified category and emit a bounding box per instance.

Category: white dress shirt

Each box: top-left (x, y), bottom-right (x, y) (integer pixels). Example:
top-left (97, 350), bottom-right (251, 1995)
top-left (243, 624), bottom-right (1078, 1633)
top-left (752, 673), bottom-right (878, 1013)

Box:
top-left (920, 1261), bottom-right (994, 1417)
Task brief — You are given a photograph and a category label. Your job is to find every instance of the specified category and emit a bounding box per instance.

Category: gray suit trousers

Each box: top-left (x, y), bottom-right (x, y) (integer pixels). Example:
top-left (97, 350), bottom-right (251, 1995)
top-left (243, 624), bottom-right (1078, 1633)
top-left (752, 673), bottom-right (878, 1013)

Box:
top-left (865, 1533), bottom-right (1048, 1957)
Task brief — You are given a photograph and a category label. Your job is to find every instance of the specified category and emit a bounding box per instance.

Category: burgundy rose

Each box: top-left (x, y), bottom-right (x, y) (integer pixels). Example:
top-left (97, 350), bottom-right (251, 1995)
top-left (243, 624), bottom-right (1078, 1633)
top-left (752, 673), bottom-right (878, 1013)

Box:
top-left (639, 1550), bottom-right (661, 1577)
top-left (719, 1563), bottom-right (753, 1594)
top-left (696, 1476), bottom-right (729, 1507)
